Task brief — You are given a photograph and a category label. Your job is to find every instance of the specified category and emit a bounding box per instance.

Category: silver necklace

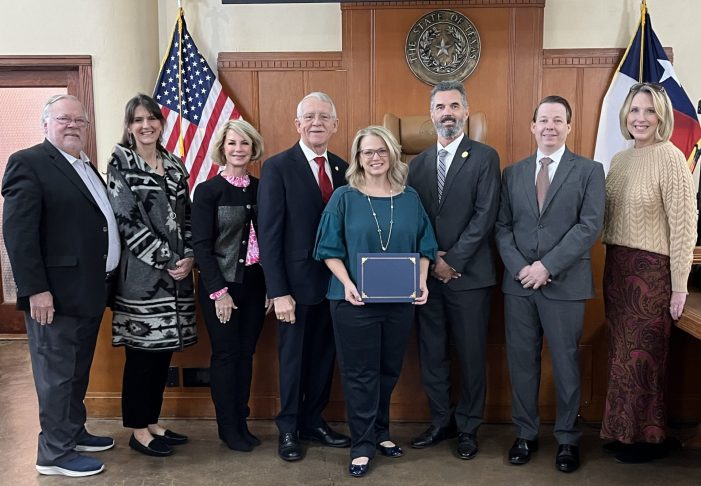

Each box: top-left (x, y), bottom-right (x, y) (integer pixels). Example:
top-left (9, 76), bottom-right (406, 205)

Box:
top-left (366, 190), bottom-right (394, 251)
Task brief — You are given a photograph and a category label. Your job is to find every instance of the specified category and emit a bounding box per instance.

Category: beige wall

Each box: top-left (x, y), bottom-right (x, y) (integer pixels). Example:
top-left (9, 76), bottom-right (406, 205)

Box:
top-left (1, 1), bottom-right (698, 170)
top-left (0, 0), bottom-right (159, 168)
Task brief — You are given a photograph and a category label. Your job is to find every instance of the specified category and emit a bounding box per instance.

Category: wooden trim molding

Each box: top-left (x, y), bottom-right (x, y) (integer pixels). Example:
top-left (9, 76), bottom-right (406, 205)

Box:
top-left (342, 1), bottom-right (545, 9)
top-left (0, 55), bottom-right (93, 68)
top-left (218, 52), bottom-right (343, 70)
top-left (544, 47), bottom-right (674, 67)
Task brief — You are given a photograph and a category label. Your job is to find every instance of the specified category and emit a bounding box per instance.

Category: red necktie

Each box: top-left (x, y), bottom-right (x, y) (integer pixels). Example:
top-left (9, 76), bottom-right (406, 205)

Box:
top-left (314, 156), bottom-right (333, 204)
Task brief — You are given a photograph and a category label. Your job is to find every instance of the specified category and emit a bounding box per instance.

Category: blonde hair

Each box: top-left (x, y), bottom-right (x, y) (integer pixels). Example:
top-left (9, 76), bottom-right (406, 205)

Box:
top-left (211, 119), bottom-right (264, 166)
top-left (619, 83), bottom-right (674, 142)
top-left (346, 125), bottom-right (407, 191)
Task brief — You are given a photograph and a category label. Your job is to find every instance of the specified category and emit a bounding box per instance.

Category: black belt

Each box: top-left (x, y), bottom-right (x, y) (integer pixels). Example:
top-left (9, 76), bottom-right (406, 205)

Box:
top-left (105, 269), bottom-right (117, 282)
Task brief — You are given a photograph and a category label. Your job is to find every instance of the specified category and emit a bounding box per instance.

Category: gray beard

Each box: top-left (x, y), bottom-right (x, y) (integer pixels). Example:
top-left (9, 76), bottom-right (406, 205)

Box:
top-left (435, 118), bottom-right (465, 139)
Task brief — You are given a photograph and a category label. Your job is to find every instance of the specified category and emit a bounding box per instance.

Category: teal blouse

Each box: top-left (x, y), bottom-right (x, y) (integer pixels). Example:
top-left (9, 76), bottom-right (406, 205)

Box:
top-left (314, 185), bottom-right (438, 300)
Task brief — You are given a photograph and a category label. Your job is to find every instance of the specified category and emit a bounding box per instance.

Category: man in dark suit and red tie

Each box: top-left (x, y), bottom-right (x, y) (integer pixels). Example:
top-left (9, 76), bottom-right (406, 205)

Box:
top-left (407, 80), bottom-right (501, 460)
top-left (495, 95), bottom-right (605, 473)
top-left (258, 92), bottom-right (350, 461)
top-left (2, 94), bottom-right (120, 477)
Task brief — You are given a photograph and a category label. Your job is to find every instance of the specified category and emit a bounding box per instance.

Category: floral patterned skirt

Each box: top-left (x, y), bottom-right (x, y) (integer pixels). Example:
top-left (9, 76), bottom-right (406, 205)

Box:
top-left (600, 245), bottom-right (672, 444)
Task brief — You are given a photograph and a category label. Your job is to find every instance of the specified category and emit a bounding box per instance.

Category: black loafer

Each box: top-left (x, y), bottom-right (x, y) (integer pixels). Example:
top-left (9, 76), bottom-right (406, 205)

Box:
top-left (154, 429), bottom-right (188, 446)
top-left (555, 444), bottom-right (580, 473)
top-left (278, 432), bottom-right (303, 461)
top-left (410, 423), bottom-right (458, 449)
top-left (129, 434), bottom-right (173, 457)
top-left (377, 443), bottom-right (403, 457)
top-left (299, 425), bottom-right (350, 448)
top-left (508, 438), bottom-right (538, 465)
top-left (348, 459), bottom-right (371, 478)
top-left (457, 433), bottom-right (479, 460)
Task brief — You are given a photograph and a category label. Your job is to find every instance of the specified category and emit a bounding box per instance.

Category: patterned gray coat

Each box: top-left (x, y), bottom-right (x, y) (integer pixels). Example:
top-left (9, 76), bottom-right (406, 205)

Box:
top-left (106, 144), bottom-right (197, 351)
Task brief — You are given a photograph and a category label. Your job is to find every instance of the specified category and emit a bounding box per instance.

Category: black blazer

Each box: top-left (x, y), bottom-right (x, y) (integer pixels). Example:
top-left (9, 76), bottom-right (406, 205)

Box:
top-left (191, 174), bottom-right (259, 294)
top-left (2, 140), bottom-right (110, 317)
top-left (407, 136), bottom-right (501, 291)
top-left (257, 143), bottom-right (348, 305)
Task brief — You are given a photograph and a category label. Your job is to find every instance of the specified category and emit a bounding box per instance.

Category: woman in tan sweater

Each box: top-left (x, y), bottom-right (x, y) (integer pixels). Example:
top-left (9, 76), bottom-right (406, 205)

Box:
top-left (600, 83), bottom-right (697, 463)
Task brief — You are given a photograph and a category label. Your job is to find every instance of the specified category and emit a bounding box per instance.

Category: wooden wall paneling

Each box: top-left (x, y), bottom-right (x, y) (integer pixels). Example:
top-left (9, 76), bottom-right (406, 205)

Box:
top-left (343, 8), bottom-right (373, 141)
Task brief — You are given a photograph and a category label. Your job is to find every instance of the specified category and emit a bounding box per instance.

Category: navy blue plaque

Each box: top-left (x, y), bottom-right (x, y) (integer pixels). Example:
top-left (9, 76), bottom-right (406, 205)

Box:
top-left (357, 253), bottom-right (419, 303)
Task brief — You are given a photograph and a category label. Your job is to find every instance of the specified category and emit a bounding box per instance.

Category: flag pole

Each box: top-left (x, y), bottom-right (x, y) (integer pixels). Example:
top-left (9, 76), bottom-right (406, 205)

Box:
top-left (639, 0), bottom-right (647, 81)
top-left (177, 7), bottom-right (184, 157)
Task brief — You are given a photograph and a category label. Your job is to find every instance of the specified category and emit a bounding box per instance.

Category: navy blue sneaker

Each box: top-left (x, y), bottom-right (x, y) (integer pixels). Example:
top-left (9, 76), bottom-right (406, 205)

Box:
top-left (74, 433), bottom-right (115, 452)
top-left (36, 455), bottom-right (105, 477)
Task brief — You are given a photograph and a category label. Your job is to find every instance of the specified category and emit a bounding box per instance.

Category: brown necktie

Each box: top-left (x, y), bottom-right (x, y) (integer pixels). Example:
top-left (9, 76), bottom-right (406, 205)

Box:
top-left (536, 157), bottom-right (552, 212)
top-left (314, 156), bottom-right (333, 204)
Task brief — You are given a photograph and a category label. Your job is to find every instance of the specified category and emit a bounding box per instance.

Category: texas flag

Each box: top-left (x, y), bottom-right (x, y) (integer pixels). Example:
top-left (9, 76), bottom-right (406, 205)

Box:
top-left (594, 1), bottom-right (701, 174)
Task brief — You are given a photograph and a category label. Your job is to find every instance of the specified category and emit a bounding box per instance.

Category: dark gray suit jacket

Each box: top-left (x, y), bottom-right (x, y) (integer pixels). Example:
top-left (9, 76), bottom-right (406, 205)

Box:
top-left (495, 147), bottom-right (605, 300)
top-left (407, 136), bottom-right (501, 290)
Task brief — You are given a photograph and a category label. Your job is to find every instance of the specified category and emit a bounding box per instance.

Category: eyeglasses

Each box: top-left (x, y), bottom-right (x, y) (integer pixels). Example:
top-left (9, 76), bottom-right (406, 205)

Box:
top-left (629, 82), bottom-right (665, 94)
top-left (300, 112), bottom-right (334, 123)
top-left (360, 148), bottom-right (390, 159)
top-left (53, 116), bottom-right (90, 128)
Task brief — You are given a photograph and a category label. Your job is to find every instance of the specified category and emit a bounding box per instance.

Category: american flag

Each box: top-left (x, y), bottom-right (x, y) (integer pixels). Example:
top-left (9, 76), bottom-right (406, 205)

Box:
top-left (154, 8), bottom-right (241, 190)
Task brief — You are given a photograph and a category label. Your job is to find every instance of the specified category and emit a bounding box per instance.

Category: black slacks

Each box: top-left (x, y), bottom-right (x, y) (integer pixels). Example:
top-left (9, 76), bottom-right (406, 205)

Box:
top-left (122, 347), bottom-right (173, 428)
top-left (199, 264), bottom-right (266, 435)
top-left (276, 300), bottom-right (336, 434)
top-left (331, 300), bottom-right (414, 459)
top-left (26, 313), bottom-right (101, 465)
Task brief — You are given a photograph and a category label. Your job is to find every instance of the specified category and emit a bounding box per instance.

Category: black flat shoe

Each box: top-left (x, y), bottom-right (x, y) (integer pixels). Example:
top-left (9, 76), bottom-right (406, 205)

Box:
top-left (377, 443), bottom-right (403, 457)
top-left (278, 432), bottom-right (303, 461)
top-left (602, 440), bottom-right (622, 454)
top-left (348, 459), bottom-right (370, 478)
top-left (240, 420), bottom-right (261, 447)
top-left (153, 429), bottom-right (188, 446)
top-left (508, 437), bottom-right (538, 465)
top-left (220, 430), bottom-right (253, 452)
top-left (129, 434), bottom-right (173, 457)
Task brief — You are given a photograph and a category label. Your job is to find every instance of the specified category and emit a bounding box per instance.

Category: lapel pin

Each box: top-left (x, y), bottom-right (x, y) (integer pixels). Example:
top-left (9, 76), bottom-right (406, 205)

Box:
top-left (462, 151), bottom-right (469, 158)
top-left (334, 165), bottom-right (339, 172)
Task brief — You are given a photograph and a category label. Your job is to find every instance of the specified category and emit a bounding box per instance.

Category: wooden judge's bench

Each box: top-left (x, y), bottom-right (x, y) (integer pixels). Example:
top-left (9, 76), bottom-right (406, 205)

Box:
top-left (80, 1), bottom-right (701, 431)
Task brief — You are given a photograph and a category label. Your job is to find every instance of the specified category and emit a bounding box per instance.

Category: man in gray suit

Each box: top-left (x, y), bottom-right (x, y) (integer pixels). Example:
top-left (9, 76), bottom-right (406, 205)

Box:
top-left (495, 95), bottom-right (604, 473)
top-left (407, 81), bottom-right (501, 460)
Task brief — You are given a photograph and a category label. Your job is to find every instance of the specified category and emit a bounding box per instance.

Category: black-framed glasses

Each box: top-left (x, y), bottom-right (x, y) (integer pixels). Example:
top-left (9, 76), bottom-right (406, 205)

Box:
top-left (52, 115), bottom-right (90, 128)
top-left (629, 82), bottom-right (665, 94)
top-left (360, 148), bottom-right (390, 159)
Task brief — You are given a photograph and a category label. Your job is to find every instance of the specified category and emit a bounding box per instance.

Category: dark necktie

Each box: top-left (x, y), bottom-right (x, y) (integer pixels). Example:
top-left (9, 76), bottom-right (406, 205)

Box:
top-left (314, 156), bottom-right (333, 204)
top-left (536, 157), bottom-right (552, 212)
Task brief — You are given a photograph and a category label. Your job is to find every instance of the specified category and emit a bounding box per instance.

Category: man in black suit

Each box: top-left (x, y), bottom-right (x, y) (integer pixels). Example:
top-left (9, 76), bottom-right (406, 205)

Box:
top-left (2, 95), bottom-right (121, 477)
top-left (407, 81), bottom-right (501, 460)
top-left (495, 96), bottom-right (605, 473)
top-left (258, 92), bottom-right (350, 461)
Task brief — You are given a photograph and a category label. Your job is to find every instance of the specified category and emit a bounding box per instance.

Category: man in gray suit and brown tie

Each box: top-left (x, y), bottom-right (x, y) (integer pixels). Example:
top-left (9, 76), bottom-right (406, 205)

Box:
top-left (495, 95), bottom-right (605, 473)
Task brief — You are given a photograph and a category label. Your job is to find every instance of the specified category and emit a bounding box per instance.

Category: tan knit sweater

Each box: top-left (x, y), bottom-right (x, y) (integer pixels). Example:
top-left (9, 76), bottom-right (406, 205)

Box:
top-left (602, 141), bottom-right (697, 292)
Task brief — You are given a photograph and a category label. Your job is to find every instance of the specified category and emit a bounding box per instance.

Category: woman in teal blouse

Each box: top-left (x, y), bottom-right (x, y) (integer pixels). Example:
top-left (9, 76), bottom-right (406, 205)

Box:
top-left (314, 125), bottom-right (437, 477)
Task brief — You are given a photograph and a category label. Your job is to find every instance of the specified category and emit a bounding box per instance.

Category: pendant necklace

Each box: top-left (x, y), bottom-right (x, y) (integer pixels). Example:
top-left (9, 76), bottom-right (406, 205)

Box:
top-left (366, 189), bottom-right (394, 251)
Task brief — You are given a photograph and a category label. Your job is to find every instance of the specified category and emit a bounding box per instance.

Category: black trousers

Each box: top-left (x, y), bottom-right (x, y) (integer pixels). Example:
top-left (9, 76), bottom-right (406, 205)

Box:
top-left (122, 347), bottom-right (173, 428)
top-left (276, 300), bottom-right (336, 434)
top-left (26, 313), bottom-right (101, 465)
top-left (199, 264), bottom-right (266, 435)
top-left (415, 281), bottom-right (491, 433)
top-left (331, 300), bottom-right (414, 459)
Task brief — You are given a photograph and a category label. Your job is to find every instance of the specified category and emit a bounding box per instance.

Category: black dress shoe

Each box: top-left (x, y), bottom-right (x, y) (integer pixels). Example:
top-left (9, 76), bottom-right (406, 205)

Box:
top-left (278, 432), bottom-right (303, 461)
top-left (129, 434), bottom-right (173, 457)
top-left (410, 424), bottom-right (458, 449)
top-left (508, 438), bottom-right (538, 465)
top-left (457, 433), bottom-right (479, 460)
top-left (299, 425), bottom-right (350, 448)
top-left (153, 429), bottom-right (188, 446)
top-left (614, 443), bottom-right (668, 464)
top-left (348, 459), bottom-right (371, 478)
top-left (555, 444), bottom-right (580, 472)
top-left (377, 443), bottom-right (404, 457)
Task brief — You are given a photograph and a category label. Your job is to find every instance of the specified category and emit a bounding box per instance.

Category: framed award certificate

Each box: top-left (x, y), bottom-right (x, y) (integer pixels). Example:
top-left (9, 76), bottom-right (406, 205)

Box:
top-left (357, 253), bottom-right (419, 303)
